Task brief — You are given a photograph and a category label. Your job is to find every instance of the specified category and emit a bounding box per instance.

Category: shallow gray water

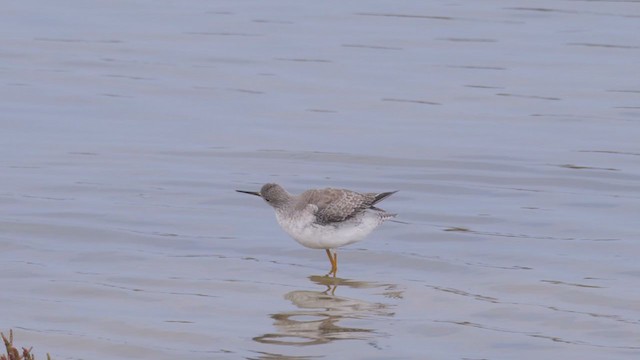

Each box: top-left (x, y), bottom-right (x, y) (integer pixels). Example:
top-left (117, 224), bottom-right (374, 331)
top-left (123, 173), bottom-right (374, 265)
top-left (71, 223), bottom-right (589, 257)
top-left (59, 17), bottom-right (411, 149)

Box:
top-left (2, 1), bottom-right (639, 359)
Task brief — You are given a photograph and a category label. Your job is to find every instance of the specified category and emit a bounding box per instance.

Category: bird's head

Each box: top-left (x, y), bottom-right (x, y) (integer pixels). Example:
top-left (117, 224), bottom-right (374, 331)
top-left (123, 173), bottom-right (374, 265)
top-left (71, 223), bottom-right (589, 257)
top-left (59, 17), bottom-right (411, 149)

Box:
top-left (236, 183), bottom-right (290, 209)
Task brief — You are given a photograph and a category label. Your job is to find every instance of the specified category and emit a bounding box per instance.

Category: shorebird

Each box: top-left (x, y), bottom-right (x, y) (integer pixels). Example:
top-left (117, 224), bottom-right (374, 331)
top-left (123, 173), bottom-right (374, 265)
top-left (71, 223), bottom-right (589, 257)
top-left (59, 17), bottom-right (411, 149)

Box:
top-left (236, 183), bottom-right (397, 276)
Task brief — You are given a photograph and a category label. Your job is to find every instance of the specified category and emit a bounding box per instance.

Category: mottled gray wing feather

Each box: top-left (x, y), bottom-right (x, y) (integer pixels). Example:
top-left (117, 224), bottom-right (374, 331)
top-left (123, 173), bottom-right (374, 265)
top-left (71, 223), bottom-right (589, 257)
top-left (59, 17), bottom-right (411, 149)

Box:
top-left (300, 188), bottom-right (378, 225)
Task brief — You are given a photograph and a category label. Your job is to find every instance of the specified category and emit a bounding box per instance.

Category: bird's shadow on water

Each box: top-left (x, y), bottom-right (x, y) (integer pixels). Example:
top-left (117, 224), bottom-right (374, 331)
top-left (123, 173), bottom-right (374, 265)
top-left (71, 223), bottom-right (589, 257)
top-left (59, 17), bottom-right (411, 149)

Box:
top-left (253, 275), bottom-right (401, 347)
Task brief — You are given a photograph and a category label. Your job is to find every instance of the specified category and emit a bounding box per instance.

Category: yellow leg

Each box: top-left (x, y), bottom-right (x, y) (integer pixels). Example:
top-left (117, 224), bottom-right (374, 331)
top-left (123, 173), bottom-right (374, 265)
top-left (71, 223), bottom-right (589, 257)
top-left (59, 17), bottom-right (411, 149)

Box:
top-left (325, 249), bottom-right (338, 277)
top-left (333, 252), bottom-right (338, 276)
top-left (325, 249), bottom-right (334, 275)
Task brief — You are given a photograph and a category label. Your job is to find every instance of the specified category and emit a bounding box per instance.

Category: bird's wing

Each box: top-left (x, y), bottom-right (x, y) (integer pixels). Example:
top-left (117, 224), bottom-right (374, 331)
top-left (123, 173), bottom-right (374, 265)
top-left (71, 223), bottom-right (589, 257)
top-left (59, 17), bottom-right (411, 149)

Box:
top-left (301, 188), bottom-right (376, 225)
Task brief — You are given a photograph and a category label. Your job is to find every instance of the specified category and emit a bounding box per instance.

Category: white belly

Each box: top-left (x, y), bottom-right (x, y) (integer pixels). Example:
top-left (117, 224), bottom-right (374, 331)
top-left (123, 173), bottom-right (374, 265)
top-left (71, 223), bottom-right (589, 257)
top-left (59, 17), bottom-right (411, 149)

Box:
top-left (275, 210), bottom-right (383, 249)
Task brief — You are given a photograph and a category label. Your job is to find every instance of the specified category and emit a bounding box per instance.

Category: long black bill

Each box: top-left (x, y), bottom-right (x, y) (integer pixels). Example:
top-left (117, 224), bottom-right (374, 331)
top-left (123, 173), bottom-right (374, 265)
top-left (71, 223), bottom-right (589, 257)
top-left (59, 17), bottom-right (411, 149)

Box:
top-left (236, 190), bottom-right (262, 197)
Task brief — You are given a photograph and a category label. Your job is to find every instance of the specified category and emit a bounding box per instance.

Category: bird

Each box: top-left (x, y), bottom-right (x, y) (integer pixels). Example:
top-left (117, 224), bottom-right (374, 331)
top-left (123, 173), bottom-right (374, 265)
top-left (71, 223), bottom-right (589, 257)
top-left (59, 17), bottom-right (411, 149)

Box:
top-left (236, 183), bottom-right (397, 277)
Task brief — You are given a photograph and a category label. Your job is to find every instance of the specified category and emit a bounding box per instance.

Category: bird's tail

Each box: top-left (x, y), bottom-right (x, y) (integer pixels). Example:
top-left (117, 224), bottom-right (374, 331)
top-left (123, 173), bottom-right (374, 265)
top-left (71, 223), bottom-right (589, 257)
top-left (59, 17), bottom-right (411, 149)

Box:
top-left (380, 212), bottom-right (397, 221)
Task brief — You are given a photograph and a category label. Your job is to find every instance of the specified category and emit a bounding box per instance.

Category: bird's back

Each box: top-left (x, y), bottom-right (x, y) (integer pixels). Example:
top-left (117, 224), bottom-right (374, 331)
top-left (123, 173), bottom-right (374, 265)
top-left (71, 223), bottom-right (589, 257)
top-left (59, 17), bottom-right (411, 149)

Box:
top-left (297, 188), bottom-right (394, 225)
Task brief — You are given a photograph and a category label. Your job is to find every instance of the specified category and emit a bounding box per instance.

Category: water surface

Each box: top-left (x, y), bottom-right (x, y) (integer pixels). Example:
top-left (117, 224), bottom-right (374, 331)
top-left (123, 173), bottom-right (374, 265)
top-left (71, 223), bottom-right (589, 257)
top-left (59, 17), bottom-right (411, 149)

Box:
top-left (2, 1), bottom-right (639, 359)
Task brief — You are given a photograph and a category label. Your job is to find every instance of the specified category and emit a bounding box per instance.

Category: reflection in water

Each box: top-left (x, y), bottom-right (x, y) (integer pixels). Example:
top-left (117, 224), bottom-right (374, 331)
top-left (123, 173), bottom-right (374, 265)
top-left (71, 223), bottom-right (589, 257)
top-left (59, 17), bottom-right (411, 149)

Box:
top-left (253, 276), bottom-right (399, 346)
